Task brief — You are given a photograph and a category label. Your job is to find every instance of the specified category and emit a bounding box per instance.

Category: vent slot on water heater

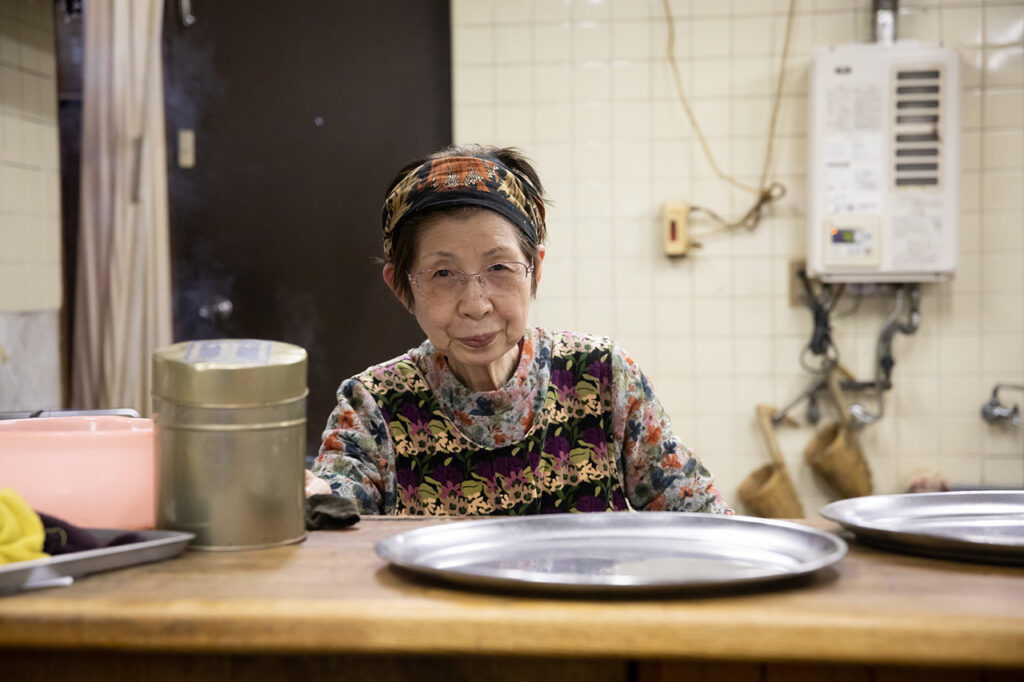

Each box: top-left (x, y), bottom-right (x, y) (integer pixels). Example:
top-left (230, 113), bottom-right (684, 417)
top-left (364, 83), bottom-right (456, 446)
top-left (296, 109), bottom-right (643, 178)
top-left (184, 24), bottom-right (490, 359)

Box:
top-left (893, 67), bottom-right (943, 188)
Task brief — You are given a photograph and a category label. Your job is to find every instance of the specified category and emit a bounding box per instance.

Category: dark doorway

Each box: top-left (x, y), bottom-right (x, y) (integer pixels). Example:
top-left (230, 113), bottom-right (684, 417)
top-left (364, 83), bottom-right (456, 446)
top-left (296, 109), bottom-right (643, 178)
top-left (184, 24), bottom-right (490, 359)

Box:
top-left (54, 1), bottom-right (84, 404)
top-left (162, 1), bottom-right (451, 455)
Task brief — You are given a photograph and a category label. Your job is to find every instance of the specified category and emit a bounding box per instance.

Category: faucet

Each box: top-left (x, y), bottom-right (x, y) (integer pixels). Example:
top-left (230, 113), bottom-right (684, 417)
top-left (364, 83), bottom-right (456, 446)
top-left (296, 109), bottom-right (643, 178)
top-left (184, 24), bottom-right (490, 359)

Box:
top-left (981, 384), bottom-right (1023, 427)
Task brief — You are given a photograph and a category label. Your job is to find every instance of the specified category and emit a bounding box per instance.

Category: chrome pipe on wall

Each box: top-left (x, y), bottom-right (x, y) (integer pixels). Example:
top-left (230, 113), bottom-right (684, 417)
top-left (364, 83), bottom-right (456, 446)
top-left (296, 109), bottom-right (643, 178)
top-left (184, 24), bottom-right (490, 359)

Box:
top-left (873, 0), bottom-right (898, 45)
top-left (981, 384), bottom-right (1023, 427)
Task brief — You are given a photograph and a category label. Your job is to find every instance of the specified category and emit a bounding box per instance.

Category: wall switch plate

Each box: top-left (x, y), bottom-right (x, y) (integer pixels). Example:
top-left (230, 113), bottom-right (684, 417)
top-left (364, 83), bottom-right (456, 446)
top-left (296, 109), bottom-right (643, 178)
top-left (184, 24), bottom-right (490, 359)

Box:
top-left (663, 200), bottom-right (690, 257)
top-left (177, 129), bottom-right (195, 168)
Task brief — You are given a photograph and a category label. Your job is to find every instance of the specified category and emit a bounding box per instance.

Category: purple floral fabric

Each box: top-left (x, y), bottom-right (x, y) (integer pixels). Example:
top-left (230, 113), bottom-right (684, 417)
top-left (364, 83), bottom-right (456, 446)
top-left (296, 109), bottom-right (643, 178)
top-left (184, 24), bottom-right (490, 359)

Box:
top-left (312, 328), bottom-right (730, 515)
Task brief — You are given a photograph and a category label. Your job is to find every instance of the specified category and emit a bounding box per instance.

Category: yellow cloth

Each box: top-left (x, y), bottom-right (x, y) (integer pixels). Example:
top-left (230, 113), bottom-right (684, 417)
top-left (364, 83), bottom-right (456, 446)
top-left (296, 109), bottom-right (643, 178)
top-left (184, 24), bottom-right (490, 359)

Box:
top-left (0, 488), bottom-right (49, 564)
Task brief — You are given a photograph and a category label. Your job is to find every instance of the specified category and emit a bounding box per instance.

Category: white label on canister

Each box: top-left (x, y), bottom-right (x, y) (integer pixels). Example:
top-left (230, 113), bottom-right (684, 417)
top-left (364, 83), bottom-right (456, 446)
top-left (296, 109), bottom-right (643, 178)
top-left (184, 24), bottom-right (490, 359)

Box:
top-left (182, 340), bottom-right (273, 365)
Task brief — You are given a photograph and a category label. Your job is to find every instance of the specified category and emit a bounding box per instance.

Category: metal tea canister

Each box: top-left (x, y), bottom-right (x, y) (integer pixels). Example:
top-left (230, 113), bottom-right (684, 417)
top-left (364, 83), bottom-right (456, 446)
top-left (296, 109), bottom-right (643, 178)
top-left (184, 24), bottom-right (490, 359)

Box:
top-left (152, 339), bottom-right (307, 549)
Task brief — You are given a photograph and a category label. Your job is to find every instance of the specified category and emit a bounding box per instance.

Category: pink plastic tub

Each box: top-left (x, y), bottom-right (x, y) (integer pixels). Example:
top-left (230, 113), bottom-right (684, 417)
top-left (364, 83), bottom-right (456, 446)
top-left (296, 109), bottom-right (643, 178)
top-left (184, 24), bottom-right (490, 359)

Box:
top-left (0, 416), bottom-right (156, 529)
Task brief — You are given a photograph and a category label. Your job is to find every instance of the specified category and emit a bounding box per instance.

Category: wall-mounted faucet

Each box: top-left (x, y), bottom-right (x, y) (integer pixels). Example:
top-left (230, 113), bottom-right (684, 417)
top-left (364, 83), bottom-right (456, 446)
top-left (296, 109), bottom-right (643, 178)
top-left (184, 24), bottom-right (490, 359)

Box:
top-left (981, 384), bottom-right (1023, 427)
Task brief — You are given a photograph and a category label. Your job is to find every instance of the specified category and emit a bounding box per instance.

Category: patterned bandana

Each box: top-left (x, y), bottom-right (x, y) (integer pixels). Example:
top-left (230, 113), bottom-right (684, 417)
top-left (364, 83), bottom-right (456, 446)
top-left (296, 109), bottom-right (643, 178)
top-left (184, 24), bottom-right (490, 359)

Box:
top-left (381, 156), bottom-right (545, 261)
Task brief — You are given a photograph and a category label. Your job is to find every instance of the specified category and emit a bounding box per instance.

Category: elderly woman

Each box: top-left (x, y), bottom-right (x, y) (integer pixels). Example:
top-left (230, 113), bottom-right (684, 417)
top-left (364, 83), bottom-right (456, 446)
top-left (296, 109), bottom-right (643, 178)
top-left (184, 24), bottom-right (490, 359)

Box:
top-left (307, 144), bottom-right (730, 516)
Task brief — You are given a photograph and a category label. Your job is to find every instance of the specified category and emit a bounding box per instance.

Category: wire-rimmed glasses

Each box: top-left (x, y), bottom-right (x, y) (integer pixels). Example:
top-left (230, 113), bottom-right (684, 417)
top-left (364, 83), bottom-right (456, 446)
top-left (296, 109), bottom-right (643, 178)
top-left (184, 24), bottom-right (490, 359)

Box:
top-left (407, 262), bottom-right (534, 300)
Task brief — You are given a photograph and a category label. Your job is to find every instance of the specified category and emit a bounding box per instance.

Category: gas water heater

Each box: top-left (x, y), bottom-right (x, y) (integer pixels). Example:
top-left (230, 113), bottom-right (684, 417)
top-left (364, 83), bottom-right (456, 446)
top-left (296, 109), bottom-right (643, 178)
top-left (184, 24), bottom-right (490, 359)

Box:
top-left (807, 41), bottom-right (961, 283)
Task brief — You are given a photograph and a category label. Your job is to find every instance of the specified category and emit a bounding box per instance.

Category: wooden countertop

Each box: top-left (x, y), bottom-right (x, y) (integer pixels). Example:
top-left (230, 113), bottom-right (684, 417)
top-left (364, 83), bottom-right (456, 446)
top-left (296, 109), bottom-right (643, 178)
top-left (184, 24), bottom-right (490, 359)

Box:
top-left (1, 517), bottom-right (1022, 669)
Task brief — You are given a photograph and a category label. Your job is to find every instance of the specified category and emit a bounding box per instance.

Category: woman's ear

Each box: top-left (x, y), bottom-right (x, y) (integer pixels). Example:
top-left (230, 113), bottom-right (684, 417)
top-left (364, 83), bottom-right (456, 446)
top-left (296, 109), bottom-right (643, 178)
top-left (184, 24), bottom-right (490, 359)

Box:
top-left (533, 245), bottom-right (546, 286)
top-left (382, 263), bottom-right (413, 312)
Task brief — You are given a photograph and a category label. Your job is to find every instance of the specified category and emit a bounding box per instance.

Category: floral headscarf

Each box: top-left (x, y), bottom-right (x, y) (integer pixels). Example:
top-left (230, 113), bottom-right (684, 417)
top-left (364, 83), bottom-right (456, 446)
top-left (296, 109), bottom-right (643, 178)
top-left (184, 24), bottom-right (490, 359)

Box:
top-left (381, 155), bottom-right (545, 260)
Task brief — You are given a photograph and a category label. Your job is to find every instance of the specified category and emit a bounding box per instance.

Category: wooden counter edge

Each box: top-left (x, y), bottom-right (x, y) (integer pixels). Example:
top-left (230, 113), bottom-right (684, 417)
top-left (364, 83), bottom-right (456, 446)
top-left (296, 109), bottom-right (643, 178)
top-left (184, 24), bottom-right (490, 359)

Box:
top-left (1, 599), bottom-right (1022, 669)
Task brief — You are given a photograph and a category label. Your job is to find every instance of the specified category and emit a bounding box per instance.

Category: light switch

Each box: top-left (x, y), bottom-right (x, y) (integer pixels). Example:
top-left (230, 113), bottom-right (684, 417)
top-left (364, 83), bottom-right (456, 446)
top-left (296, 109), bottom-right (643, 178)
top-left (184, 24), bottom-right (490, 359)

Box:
top-left (177, 129), bottom-right (195, 168)
top-left (662, 200), bottom-right (690, 257)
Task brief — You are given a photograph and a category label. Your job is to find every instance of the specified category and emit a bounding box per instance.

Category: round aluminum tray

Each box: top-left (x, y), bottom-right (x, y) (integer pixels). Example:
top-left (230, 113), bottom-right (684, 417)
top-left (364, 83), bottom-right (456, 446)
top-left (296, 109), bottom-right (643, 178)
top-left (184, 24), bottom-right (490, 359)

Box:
top-left (820, 490), bottom-right (1024, 565)
top-left (376, 512), bottom-right (847, 594)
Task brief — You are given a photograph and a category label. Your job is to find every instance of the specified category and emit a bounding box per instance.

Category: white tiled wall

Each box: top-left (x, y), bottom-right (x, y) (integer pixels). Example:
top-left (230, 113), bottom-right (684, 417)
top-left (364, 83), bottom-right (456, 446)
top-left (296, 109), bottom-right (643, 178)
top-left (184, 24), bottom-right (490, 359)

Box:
top-left (0, 0), bottom-right (62, 410)
top-left (452, 0), bottom-right (1024, 512)
top-left (0, 0), bottom-right (61, 312)
top-left (0, 308), bottom-right (60, 411)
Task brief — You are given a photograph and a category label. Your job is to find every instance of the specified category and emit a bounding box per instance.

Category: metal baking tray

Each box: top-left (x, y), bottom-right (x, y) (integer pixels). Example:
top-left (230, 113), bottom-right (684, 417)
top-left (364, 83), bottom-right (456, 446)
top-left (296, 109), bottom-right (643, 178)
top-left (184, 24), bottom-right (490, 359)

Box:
top-left (820, 490), bottom-right (1024, 565)
top-left (0, 528), bottom-right (194, 594)
top-left (376, 512), bottom-right (847, 594)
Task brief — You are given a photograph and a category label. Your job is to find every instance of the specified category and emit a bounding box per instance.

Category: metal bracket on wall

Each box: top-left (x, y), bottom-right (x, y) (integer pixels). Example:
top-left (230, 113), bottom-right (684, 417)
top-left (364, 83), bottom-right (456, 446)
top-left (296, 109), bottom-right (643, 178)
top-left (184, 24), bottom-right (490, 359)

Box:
top-left (179, 0), bottom-right (196, 27)
top-left (981, 384), bottom-right (1024, 427)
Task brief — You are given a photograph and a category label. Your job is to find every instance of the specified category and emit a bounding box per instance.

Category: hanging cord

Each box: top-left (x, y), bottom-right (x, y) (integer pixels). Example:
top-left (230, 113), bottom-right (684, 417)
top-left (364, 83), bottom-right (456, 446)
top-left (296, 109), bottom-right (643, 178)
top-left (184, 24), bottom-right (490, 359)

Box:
top-left (662, 0), bottom-right (796, 240)
top-left (779, 270), bottom-right (844, 427)
top-left (796, 267), bottom-right (844, 374)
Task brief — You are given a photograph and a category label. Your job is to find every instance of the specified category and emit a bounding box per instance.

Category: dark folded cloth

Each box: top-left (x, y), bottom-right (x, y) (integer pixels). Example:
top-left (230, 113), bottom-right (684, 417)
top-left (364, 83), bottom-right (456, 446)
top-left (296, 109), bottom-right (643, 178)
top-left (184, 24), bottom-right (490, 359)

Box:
top-left (39, 512), bottom-right (146, 555)
top-left (305, 494), bottom-right (360, 531)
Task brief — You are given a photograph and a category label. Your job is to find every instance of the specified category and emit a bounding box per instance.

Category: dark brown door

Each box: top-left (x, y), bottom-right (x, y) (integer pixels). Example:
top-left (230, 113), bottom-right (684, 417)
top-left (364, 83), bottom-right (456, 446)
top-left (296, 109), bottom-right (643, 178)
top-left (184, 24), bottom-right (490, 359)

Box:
top-left (162, 1), bottom-right (450, 455)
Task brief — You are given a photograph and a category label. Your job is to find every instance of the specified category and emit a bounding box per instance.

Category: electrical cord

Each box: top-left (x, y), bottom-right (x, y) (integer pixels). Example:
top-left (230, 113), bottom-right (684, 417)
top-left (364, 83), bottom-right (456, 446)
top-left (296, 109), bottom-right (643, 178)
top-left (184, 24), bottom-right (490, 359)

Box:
top-left (688, 182), bottom-right (787, 234)
top-left (796, 268), bottom-right (845, 373)
top-left (662, 0), bottom-right (796, 240)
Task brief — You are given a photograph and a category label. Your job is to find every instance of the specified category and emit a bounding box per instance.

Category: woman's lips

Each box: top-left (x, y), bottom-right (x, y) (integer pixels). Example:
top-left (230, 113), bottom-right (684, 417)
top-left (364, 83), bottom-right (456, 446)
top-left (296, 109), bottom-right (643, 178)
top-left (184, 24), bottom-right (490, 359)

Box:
top-left (459, 333), bottom-right (498, 349)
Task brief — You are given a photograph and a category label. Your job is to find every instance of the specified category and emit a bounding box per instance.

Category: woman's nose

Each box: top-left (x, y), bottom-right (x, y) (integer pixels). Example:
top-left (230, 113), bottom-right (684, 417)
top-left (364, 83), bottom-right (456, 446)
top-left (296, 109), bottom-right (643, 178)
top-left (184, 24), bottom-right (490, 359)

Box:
top-left (456, 276), bottom-right (492, 316)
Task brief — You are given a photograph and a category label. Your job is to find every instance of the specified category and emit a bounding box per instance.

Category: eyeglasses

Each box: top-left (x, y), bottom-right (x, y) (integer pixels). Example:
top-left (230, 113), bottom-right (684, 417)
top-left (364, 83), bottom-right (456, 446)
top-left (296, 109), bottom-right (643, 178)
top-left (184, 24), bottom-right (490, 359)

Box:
top-left (407, 262), bottom-right (534, 299)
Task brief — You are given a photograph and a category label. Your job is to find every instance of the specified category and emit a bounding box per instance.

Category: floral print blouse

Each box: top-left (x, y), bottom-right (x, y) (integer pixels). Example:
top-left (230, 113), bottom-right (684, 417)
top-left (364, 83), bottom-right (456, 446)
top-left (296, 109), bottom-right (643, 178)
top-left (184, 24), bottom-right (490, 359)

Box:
top-left (312, 327), bottom-right (730, 515)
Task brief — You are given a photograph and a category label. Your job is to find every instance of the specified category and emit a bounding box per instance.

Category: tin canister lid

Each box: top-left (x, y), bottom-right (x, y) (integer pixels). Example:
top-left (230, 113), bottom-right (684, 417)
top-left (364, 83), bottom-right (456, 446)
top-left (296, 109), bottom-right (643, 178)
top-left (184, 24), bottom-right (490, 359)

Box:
top-left (152, 339), bottom-right (307, 407)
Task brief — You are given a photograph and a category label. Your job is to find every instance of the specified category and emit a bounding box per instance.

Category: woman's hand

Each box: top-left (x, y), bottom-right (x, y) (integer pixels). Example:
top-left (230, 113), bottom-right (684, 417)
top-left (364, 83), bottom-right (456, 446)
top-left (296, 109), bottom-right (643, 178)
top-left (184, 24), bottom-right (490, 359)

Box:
top-left (304, 469), bottom-right (331, 497)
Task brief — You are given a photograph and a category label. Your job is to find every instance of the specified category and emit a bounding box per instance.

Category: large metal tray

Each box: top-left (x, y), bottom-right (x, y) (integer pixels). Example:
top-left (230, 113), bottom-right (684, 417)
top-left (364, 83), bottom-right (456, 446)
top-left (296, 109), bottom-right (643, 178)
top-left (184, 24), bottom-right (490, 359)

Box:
top-left (0, 528), bottom-right (194, 594)
top-left (375, 512), bottom-right (847, 594)
top-left (820, 490), bottom-right (1024, 565)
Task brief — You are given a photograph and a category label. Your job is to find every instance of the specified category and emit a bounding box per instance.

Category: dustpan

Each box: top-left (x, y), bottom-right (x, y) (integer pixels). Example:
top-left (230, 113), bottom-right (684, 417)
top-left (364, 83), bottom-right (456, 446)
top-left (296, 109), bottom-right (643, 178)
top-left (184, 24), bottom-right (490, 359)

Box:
top-left (738, 404), bottom-right (804, 518)
top-left (804, 370), bottom-right (872, 499)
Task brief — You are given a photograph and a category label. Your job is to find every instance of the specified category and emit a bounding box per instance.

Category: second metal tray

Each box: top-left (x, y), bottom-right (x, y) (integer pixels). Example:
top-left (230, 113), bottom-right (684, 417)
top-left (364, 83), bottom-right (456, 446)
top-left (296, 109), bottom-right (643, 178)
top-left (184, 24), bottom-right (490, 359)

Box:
top-left (376, 512), bottom-right (847, 594)
top-left (820, 490), bottom-right (1024, 565)
top-left (0, 528), bottom-right (194, 594)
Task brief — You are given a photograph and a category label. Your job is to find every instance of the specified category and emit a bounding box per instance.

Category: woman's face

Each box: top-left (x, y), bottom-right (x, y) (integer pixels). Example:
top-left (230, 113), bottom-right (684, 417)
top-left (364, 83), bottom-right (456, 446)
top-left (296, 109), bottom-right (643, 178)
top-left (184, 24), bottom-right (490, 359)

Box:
top-left (386, 209), bottom-right (544, 391)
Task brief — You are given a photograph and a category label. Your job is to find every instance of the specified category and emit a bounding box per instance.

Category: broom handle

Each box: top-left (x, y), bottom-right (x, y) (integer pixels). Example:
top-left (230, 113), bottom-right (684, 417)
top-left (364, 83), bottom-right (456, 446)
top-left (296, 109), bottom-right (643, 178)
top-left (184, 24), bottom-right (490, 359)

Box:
top-left (756, 404), bottom-right (788, 470)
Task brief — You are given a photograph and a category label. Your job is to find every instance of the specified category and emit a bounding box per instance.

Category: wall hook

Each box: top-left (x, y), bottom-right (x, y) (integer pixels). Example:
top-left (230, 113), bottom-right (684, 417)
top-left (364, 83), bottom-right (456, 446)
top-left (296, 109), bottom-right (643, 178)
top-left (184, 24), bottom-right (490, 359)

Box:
top-left (179, 0), bottom-right (196, 27)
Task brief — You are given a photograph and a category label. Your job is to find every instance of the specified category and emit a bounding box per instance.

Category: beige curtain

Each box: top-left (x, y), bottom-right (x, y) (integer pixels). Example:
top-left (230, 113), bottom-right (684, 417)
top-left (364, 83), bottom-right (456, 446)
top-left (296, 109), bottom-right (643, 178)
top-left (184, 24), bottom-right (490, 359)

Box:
top-left (72, 0), bottom-right (172, 416)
